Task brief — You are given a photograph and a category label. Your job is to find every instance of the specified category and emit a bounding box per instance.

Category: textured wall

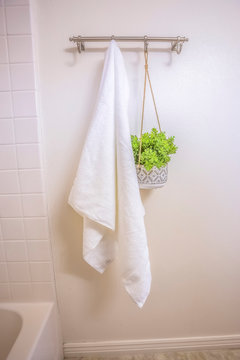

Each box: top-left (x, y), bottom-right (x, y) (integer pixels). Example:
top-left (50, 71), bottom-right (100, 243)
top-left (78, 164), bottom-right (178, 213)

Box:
top-left (0, 0), bottom-right (56, 302)
top-left (31, 0), bottom-right (240, 343)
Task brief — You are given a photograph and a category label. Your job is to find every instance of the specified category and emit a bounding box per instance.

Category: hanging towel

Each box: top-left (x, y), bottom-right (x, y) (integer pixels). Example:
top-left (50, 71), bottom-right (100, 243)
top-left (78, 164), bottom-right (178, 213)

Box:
top-left (68, 40), bottom-right (151, 308)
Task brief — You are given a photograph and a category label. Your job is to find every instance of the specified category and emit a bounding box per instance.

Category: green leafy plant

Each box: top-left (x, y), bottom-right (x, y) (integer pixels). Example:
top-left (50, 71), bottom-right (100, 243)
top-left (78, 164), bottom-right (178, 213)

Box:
top-left (131, 128), bottom-right (178, 171)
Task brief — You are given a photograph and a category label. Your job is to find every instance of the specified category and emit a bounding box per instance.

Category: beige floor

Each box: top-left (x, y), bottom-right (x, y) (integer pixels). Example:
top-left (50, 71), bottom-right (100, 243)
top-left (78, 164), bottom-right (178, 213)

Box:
top-left (65, 348), bottom-right (240, 360)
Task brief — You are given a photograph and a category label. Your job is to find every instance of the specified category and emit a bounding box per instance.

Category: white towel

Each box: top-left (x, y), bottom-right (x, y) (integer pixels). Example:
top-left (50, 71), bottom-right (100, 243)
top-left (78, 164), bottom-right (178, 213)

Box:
top-left (68, 40), bottom-right (151, 307)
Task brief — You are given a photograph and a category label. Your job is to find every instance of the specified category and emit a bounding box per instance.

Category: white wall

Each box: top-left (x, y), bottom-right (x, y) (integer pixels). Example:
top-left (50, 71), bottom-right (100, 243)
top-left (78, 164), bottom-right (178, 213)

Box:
top-left (0, 0), bottom-right (56, 302)
top-left (32, 0), bottom-right (240, 345)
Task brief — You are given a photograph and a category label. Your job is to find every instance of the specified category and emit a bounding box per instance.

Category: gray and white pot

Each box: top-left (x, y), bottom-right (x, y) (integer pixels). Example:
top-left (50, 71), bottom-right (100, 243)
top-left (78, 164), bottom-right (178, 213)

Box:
top-left (136, 164), bottom-right (168, 189)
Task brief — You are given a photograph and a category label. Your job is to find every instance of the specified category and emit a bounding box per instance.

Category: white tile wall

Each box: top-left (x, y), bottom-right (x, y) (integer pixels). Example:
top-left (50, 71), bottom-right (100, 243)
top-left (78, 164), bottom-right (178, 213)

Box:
top-left (5, 6), bottom-right (31, 35)
top-left (32, 282), bottom-right (55, 301)
top-left (0, 37), bottom-right (8, 62)
top-left (22, 194), bottom-right (47, 217)
top-left (0, 7), bottom-right (5, 35)
top-left (5, 0), bottom-right (29, 5)
top-left (0, 170), bottom-right (20, 193)
top-left (24, 217), bottom-right (49, 239)
top-left (0, 145), bottom-right (17, 169)
top-left (27, 241), bottom-right (51, 261)
top-left (8, 262), bottom-right (31, 282)
top-left (19, 169), bottom-right (43, 193)
top-left (0, 195), bottom-right (22, 217)
top-left (1, 218), bottom-right (25, 239)
top-left (0, 92), bottom-right (13, 118)
top-left (0, 119), bottom-right (14, 144)
top-left (30, 262), bottom-right (53, 282)
top-left (0, 0), bottom-right (55, 302)
top-left (16, 144), bottom-right (41, 168)
top-left (10, 63), bottom-right (35, 90)
top-left (14, 118), bottom-right (38, 143)
top-left (4, 241), bottom-right (28, 261)
top-left (11, 282), bottom-right (32, 300)
top-left (0, 242), bottom-right (5, 261)
top-left (12, 91), bottom-right (37, 117)
top-left (7, 36), bottom-right (33, 62)
top-left (0, 64), bottom-right (10, 90)
top-left (0, 263), bottom-right (8, 282)
top-left (0, 284), bottom-right (11, 300)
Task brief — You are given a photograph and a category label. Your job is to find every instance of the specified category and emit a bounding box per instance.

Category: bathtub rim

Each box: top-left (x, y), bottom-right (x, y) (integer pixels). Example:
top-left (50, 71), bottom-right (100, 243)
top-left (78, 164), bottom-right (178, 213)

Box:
top-left (0, 302), bottom-right (54, 360)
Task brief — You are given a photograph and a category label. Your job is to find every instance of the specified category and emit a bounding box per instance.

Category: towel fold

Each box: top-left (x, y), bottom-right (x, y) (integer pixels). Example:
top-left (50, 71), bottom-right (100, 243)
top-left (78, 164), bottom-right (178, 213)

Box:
top-left (68, 40), bottom-right (151, 307)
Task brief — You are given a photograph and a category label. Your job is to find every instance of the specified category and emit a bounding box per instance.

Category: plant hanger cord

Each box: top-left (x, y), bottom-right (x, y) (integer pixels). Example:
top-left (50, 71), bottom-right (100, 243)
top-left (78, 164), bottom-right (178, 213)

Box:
top-left (138, 43), bottom-right (162, 167)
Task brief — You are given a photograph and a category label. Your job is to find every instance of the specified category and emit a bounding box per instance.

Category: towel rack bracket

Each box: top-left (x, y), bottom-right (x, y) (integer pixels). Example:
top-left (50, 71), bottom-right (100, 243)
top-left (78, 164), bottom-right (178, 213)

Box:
top-left (72, 36), bottom-right (85, 53)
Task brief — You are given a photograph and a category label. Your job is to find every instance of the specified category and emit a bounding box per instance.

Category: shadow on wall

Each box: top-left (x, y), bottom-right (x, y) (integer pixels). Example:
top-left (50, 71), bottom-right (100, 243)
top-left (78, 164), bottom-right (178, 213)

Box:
top-left (56, 169), bottom-right (120, 313)
top-left (64, 46), bottom-right (173, 67)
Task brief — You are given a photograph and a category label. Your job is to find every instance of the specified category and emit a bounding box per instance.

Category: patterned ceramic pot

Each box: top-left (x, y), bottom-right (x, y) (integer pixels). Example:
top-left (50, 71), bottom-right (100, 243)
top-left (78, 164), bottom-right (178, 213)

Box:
top-left (136, 164), bottom-right (168, 189)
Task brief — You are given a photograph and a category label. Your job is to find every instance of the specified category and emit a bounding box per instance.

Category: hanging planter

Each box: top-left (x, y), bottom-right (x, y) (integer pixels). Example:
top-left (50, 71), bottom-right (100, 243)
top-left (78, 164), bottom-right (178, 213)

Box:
top-left (131, 41), bottom-right (178, 189)
top-left (136, 164), bottom-right (168, 189)
top-left (132, 128), bottom-right (177, 189)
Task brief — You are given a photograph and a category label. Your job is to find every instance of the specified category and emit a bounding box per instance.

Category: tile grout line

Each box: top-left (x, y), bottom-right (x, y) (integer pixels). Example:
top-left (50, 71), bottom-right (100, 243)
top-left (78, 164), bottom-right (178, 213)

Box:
top-left (0, 141), bottom-right (40, 146)
top-left (0, 89), bottom-right (36, 92)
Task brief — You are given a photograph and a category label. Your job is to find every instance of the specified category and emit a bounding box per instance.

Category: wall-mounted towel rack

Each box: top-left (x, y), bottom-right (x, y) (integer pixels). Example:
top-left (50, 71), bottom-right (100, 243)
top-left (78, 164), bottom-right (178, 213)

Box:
top-left (69, 35), bottom-right (189, 54)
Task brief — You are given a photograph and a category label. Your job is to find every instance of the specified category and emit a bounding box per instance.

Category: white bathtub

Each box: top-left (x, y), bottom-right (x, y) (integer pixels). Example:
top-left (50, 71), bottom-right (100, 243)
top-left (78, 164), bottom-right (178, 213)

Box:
top-left (0, 302), bottom-right (63, 360)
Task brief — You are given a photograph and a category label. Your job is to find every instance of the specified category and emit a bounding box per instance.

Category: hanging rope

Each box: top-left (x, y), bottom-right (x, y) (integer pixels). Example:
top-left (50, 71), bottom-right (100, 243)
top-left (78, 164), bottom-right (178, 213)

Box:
top-left (138, 42), bottom-right (162, 167)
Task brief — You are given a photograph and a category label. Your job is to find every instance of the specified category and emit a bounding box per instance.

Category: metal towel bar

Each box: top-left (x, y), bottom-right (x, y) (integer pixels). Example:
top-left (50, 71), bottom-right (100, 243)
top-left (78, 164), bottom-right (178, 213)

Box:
top-left (69, 35), bottom-right (189, 54)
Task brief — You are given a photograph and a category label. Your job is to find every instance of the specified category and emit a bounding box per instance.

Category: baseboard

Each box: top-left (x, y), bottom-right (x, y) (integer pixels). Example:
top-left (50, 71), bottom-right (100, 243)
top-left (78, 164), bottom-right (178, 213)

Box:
top-left (64, 334), bottom-right (240, 358)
